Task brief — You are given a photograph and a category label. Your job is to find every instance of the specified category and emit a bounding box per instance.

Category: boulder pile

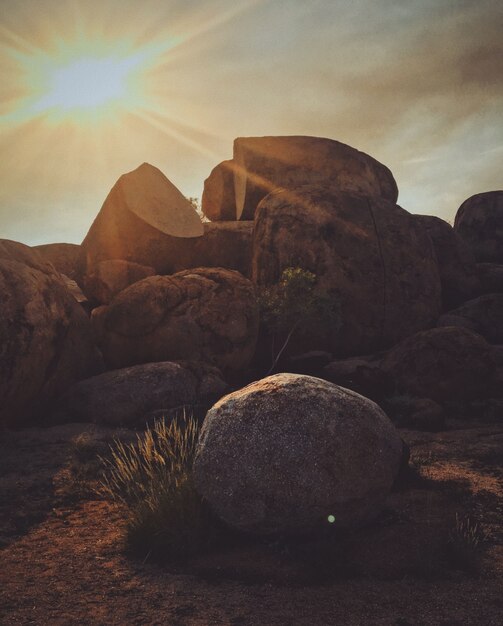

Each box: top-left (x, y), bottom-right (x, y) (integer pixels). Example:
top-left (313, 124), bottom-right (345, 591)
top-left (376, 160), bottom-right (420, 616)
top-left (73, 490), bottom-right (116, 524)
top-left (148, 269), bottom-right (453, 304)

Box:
top-left (2, 134), bottom-right (502, 547)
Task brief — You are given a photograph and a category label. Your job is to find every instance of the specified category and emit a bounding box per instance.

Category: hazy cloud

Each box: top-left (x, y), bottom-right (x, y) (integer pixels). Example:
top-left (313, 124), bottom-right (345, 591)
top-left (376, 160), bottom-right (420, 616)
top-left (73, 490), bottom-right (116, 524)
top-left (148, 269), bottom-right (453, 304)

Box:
top-left (0, 0), bottom-right (501, 244)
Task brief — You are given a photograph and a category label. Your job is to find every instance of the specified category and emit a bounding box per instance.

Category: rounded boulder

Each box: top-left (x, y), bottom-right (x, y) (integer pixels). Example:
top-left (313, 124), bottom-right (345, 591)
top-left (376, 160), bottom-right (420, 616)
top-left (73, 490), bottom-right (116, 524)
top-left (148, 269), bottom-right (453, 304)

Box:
top-left (194, 374), bottom-right (403, 535)
top-left (92, 267), bottom-right (259, 375)
top-left (454, 191), bottom-right (503, 263)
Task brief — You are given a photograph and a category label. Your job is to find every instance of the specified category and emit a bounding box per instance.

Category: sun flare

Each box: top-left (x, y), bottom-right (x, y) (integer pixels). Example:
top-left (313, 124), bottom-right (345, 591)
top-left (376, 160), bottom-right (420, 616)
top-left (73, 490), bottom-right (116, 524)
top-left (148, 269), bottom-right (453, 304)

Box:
top-left (19, 41), bottom-right (161, 124)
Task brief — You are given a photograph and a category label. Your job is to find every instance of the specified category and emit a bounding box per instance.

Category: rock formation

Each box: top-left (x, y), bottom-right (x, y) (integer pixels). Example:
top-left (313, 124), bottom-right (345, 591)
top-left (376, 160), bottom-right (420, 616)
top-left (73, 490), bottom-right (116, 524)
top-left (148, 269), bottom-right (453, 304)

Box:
top-left (202, 136), bottom-right (398, 221)
top-left (0, 240), bottom-right (103, 427)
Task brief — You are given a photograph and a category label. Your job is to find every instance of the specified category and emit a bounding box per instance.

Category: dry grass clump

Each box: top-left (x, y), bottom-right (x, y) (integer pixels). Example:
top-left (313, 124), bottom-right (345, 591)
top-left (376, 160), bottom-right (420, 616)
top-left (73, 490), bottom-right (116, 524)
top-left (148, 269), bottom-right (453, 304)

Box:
top-left (100, 410), bottom-right (208, 560)
top-left (447, 513), bottom-right (487, 573)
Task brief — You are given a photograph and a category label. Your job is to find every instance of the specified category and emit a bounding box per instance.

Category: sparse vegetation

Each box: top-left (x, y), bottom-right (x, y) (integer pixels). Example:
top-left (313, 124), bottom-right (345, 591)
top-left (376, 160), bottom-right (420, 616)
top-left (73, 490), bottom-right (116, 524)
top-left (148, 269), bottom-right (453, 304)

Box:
top-left (66, 432), bottom-right (106, 498)
top-left (447, 513), bottom-right (487, 573)
top-left (100, 410), bottom-right (209, 560)
top-left (258, 267), bottom-right (341, 374)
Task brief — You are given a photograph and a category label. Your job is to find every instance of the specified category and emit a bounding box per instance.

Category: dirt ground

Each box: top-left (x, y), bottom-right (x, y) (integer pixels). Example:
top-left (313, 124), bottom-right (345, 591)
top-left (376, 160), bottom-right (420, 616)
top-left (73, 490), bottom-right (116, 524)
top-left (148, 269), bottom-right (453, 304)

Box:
top-left (0, 420), bottom-right (502, 626)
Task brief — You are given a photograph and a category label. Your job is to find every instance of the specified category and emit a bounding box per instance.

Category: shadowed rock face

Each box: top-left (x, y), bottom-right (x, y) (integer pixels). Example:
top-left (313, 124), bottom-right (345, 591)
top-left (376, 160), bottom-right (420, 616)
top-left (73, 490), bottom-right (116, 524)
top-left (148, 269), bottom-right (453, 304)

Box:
top-left (253, 186), bottom-right (441, 356)
top-left (0, 240), bottom-right (103, 427)
top-left (201, 160), bottom-right (237, 221)
top-left (91, 267), bottom-right (259, 375)
top-left (414, 214), bottom-right (480, 308)
top-left (186, 222), bottom-right (254, 278)
top-left (50, 361), bottom-right (228, 427)
top-left (476, 263), bottom-right (503, 294)
top-left (33, 243), bottom-right (84, 283)
top-left (194, 373), bottom-right (402, 535)
top-left (381, 326), bottom-right (496, 403)
top-left (81, 163), bottom-right (203, 274)
top-left (454, 191), bottom-right (503, 263)
top-left (437, 294), bottom-right (503, 344)
top-left (82, 259), bottom-right (155, 305)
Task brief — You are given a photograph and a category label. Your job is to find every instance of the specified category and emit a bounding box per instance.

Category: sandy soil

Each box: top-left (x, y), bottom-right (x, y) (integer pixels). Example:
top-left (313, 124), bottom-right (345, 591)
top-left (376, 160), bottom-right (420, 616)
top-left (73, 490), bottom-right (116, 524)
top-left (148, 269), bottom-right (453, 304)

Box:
top-left (1, 421), bottom-right (502, 626)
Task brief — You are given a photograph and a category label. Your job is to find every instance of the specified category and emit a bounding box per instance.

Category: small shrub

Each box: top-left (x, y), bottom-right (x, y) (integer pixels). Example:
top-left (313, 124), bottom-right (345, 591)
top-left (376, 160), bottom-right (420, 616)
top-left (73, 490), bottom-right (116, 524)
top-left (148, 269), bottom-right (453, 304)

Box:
top-left (100, 410), bottom-right (208, 560)
top-left (447, 513), bottom-right (487, 573)
top-left (66, 432), bottom-right (105, 497)
top-left (258, 267), bottom-right (341, 374)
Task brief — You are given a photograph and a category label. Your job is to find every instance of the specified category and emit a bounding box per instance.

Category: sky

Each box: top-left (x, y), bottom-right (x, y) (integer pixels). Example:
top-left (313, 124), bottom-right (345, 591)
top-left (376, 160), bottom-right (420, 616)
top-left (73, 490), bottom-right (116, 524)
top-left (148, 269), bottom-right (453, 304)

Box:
top-left (0, 0), bottom-right (501, 245)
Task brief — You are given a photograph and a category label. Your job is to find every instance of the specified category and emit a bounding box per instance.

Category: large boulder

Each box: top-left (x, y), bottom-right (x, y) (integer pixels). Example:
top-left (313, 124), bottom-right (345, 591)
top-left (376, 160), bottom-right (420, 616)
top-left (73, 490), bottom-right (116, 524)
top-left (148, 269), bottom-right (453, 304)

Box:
top-left (437, 294), bottom-right (503, 344)
top-left (32, 243), bottom-right (84, 283)
top-left (454, 191), bottom-right (503, 263)
top-left (92, 267), bottom-right (259, 375)
top-left (253, 186), bottom-right (442, 356)
top-left (414, 215), bottom-right (479, 308)
top-left (0, 240), bottom-right (103, 427)
top-left (234, 136), bottom-right (399, 220)
top-left (381, 327), bottom-right (496, 403)
top-left (82, 259), bottom-right (155, 305)
top-left (187, 222), bottom-right (254, 277)
top-left (81, 163), bottom-right (203, 274)
top-left (50, 361), bottom-right (228, 426)
top-left (201, 160), bottom-right (237, 221)
top-left (194, 374), bottom-right (403, 535)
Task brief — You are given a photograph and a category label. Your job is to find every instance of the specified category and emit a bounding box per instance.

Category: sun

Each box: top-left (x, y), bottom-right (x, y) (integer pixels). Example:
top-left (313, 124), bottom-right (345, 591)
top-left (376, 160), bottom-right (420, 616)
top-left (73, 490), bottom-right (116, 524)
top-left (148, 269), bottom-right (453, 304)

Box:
top-left (38, 55), bottom-right (136, 113)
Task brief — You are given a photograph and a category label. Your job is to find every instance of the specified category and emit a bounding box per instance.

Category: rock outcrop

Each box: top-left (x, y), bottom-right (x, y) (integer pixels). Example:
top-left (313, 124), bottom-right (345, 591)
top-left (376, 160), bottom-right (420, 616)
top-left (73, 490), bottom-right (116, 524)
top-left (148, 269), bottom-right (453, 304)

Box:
top-left (253, 186), bottom-right (441, 355)
top-left (194, 374), bottom-right (403, 534)
top-left (454, 191), bottom-right (503, 263)
top-left (81, 163), bottom-right (203, 274)
top-left (91, 267), bottom-right (259, 375)
top-left (437, 294), bottom-right (503, 344)
top-left (0, 240), bottom-right (103, 427)
top-left (414, 214), bottom-right (479, 308)
top-left (50, 361), bottom-right (228, 426)
top-left (381, 327), bottom-right (495, 403)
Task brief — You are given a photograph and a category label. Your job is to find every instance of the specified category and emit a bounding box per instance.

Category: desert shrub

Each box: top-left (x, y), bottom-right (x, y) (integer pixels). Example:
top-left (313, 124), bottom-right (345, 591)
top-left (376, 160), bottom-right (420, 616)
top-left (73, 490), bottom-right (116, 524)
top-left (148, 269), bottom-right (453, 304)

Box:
top-left (258, 267), bottom-right (341, 374)
top-left (447, 513), bottom-right (487, 573)
top-left (66, 432), bottom-right (106, 498)
top-left (100, 409), bottom-right (208, 560)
